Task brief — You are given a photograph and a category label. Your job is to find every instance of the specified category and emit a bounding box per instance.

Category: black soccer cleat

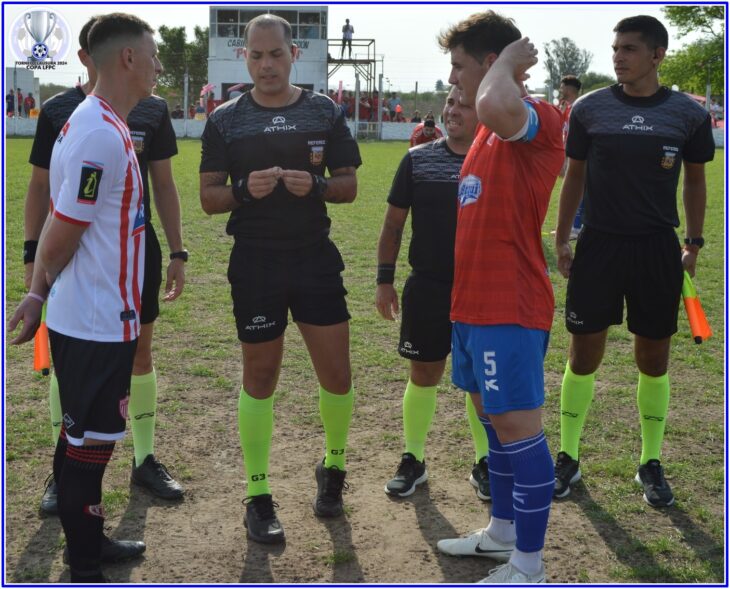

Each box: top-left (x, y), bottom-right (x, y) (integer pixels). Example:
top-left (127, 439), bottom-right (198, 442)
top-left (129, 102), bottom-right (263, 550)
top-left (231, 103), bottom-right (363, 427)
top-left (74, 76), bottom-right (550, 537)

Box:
top-left (40, 474), bottom-right (58, 516)
top-left (553, 451), bottom-right (581, 499)
top-left (64, 535), bottom-right (146, 564)
top-left (244, 494), bottom-right (285, 544)
top-left (469, 456), bottom-right (491, 501)
top-left (384, 453), bottom-right (428, 497)
top-left (635, 459), bottom-right (675, 508)
top-left (313, 460), bottom-right (348, 517)
top-left (131, 455), bottom-right (184, 500)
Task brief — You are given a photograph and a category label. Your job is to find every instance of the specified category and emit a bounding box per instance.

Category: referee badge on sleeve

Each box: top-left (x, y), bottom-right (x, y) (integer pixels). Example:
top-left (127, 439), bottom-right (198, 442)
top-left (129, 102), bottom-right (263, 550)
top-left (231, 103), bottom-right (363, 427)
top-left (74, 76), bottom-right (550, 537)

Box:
top-left (77, 161), bottom-right (104, 204)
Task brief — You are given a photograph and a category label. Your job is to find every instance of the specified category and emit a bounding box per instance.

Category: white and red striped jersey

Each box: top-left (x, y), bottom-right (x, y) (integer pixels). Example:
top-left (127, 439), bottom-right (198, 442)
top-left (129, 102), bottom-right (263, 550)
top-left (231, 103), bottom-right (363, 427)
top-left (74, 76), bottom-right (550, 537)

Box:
top-left (46, 95), bottom-right (145, 342)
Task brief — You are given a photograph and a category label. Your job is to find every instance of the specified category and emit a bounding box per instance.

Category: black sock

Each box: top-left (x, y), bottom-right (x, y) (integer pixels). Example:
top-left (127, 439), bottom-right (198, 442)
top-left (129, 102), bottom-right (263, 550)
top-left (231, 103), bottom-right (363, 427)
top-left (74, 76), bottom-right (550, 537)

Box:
top-left (58, 443), bottom-right (115, 579)
top-left (53, 425), bottom-right (68, 484)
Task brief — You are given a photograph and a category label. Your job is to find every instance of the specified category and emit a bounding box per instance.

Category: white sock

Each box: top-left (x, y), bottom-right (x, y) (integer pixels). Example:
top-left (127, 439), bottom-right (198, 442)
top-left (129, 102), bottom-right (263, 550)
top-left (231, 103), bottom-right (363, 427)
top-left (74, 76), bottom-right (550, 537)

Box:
top-left (509, 548), bottom-right (543, 576)
top-left (485, 516), bottom-right (516, 544)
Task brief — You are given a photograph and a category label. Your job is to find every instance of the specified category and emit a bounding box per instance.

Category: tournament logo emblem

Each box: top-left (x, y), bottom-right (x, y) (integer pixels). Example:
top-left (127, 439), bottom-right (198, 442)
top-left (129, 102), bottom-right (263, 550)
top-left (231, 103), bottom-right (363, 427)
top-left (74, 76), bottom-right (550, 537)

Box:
top-left (84, 504), bottom-right (105, 518)
top-left (10, 9), bottom-right (71, 66)
top-left (130, 131), bottom-right (145, 154)
top-left (77, 161), bottom-right (103, 204)
top-left (310, 145), bottom-right (324, 166)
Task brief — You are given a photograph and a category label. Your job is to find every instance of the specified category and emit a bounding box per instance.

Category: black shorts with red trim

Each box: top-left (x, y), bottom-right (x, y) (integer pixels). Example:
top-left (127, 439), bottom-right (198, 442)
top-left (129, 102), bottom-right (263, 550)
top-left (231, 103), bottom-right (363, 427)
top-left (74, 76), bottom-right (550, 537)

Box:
top-left (565, 227), bottom-right (683, 339)
top-left (228, 238), bottom-right (350, 344)
top-left (398, 272), bottom-right (453, 362)
top-left (49, 330), bottom-right (137, 446)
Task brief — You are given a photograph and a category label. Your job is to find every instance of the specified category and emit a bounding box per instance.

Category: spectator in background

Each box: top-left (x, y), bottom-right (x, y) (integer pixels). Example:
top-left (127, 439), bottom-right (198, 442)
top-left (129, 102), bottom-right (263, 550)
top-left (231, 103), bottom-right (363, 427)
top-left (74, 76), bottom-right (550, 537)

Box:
top-left (17, 89), bottom-right (24, 117)
top-left (189, 104), bottom-right (196, 119)
top-left (371, 90), bottom-right (380, 121)
top-left (389, 92), bottom-right (402, 119)
top-left (341, 18), bottom-right (354, 59)
top-left (24, 92), bottom-right (36, 115)
top-left (6, 90), bottom-right (15, 117)
top-left (395, 103), bottom-right (405, 122)
top-left (171, 104), bottom-right (184, 119)
top-left (558, 74), bottom-right (583, 240)
top-left (358, 93), bottom-right (371, 121)
top-left (424, 110), bottom-right (435, 120)
top-left (409, 118), bottom-right (443, 147)
top-left (411, 110), bottom-right (422, 123)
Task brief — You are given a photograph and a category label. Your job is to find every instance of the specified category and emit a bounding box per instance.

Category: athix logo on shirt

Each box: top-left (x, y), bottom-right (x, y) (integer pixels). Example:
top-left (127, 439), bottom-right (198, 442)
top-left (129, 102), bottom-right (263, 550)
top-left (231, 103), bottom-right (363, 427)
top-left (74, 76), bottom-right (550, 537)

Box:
top-left (458, 174), bottom-right (482, 207)
top-left (265, 115), bottom-right (297, 133)
top-left (622, 114), bottom-right (654, 132)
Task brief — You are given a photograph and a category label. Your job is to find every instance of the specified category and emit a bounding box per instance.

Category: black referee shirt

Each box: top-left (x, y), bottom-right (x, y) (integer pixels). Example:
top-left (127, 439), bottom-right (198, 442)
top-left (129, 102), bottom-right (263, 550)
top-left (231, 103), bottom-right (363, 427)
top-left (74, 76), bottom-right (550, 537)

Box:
top-left (29, 88), bottom-right (178, 223)
top-left (387, 138), bottom-right (464, 282)
top-left (200, 90), bottom-right (362, 250)
top-left (566, 84), bottom-right (715, 235)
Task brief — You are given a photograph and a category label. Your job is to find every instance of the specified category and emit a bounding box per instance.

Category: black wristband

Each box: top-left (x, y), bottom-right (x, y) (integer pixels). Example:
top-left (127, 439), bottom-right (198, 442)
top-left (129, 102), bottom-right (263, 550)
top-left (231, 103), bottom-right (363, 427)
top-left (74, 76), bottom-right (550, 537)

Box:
top-left (309, 173), bottom-right (328, 200)
top-left (23, 240), bottom-right (38, 264)
top-left (684, 237), bottom-right (705, 249)
top-left (232, 177), bottom-right (253, 205)
top-left (376, 263), bottom-right (396, 285)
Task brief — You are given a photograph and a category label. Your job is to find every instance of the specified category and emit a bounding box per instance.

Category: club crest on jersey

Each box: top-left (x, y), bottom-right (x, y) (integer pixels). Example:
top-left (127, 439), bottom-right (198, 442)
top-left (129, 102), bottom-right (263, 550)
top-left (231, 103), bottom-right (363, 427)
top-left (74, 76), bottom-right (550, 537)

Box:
top-left (77, 161), bottom-right (103, 204)
top-left (310, 145), bottom-right (324, 166)
top-left (660, 145), bottom-right (679, 170)
top-left (265, 115), bottom-right (296, 133)
top-left (458, 174), bottom-right (482, 207)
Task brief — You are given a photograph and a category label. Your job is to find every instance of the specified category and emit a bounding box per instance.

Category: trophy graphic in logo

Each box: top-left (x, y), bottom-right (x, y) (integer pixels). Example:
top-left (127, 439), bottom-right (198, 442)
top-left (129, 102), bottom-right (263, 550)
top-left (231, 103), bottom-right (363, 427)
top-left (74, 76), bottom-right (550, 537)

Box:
top-left (13, 9), bottom-right (70, 63)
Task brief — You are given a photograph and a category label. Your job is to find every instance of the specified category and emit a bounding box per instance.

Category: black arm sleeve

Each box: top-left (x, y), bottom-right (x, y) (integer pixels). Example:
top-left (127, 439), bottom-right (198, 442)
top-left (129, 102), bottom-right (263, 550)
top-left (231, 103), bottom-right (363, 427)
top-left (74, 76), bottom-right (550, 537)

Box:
top-left (386, 153), bottom-right (414, 209)
top-left (683, 114), bottom-right (715, 163)
top-left (199, 119), bottom-right (230, 174)
top-left (326, 109), bottom-right (362, 173)
top-left (148, 103), bottom-right (178, 161)
top-left (28, 109), bottom-right (57, 169)
top-left (565, 108), bottom-right (590, 161)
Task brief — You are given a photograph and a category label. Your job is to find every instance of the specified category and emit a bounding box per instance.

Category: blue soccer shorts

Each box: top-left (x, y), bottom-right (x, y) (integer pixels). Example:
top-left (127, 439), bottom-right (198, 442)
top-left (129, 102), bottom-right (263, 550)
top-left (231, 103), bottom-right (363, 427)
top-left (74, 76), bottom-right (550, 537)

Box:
top-left (451, 323), bottom-right (549, 415)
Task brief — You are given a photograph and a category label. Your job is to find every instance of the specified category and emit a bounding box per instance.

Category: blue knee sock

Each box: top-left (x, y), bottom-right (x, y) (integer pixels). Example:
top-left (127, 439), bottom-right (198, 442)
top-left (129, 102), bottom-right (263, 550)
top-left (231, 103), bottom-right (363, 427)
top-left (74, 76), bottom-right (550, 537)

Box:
top-left (481, 417), bottom-right (514, 522)
top-left (504, 431), bottom-right (554, 553)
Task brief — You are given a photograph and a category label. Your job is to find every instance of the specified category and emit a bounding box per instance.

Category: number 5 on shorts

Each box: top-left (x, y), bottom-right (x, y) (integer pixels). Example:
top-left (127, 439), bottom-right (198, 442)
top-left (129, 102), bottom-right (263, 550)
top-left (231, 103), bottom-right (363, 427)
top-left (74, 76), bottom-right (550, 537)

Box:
top-left (483, 351), bottom-right (499, 392)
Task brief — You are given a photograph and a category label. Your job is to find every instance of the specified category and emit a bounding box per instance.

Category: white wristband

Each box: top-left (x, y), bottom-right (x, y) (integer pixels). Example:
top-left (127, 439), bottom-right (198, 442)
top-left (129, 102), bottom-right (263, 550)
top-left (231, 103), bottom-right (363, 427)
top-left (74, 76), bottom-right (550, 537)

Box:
top-left (27, 292), bottom-right (46, 304)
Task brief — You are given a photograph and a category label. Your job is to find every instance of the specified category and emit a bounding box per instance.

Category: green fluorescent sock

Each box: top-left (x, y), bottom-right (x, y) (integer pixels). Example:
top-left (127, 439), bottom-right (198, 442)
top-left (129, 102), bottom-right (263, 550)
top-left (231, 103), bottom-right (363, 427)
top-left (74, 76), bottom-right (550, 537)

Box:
top-left (49, 373), bottom-right (62, 445)
top-left (560, 363), bottom-right (596, 460)
top-left (465, 393), bottom-right (489, 462)
top-left (319, 386), bottom-right (354, 470)
top-left (238, 388), bottom-right (274, 497)
top-left (637, 372), bottom-right (670, 464)
top-left (402, 380), bottom-right (438, 462)
top-left (129, 370), bottom-right (158, 465)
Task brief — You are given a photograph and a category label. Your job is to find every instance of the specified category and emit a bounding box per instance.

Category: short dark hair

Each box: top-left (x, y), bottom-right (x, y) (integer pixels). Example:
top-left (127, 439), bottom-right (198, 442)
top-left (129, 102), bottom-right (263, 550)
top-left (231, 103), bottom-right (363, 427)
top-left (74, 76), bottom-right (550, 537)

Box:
top-left (244, 14), bottom-right (292, 47)
top-left (438, 11), bottom-right (521, 63)
top-left (87, 13), bottom-right (154, 61)
top-left (613, 15), bottom-right (668, 50)
top-left (560, 75), bottom-right (582, 91)
top-left (79, 16), bottom-right (99, 53)
top-left (424, 119), bottom-right (436, 128)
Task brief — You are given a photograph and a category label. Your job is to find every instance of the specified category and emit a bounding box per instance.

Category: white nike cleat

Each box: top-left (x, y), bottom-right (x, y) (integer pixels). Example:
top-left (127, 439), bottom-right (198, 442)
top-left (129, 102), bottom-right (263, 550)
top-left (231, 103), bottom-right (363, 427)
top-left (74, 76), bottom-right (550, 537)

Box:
top-left (478, 561), bottom-right (546, 583)
top-left (436, 528), bottom-right (514, 561)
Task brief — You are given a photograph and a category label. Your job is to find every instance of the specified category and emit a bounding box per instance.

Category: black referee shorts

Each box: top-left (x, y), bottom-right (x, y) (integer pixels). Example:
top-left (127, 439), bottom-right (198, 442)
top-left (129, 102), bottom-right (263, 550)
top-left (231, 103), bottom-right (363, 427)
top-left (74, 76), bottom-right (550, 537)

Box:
top-left (398, 273), bottom-right (453, 362)
top-left (140, 222), bottom-right (162, 325)
top-left (565, 227), bottom-right (683, 339)
top-left (228, 239), bottom-right (350, 344)
top-left (49, 330), bottom-right (137, 446)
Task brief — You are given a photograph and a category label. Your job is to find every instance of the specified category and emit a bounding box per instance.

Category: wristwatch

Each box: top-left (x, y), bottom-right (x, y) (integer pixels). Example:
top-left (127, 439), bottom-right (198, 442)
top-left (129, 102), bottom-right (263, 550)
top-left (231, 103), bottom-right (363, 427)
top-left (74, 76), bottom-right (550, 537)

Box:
top-left (684, 237), bottom-right (704, 250)
top-left (170, 250), bottom-right (189, 262)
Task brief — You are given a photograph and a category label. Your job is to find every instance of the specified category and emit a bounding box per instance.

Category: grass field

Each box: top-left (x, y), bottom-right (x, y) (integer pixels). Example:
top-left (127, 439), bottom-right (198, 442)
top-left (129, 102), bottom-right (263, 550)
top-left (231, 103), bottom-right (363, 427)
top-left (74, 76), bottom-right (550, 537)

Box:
top-left (3, 137), bottom-right (726, 583)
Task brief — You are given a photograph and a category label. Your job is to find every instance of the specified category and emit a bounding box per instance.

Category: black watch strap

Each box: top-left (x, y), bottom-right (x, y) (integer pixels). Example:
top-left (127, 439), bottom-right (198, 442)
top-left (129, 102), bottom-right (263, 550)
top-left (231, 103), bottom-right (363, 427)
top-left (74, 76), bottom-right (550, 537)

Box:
top-left (170, 250), bottom-right (189, 262)
top-left (684, 237), bottom-right (705, 249)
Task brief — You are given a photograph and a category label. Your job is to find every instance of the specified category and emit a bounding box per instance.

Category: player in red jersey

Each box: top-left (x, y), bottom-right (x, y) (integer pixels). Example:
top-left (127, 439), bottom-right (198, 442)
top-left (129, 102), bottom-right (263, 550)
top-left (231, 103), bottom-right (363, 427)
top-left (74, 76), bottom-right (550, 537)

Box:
top-left (433, 11), bottom-right (564, 584)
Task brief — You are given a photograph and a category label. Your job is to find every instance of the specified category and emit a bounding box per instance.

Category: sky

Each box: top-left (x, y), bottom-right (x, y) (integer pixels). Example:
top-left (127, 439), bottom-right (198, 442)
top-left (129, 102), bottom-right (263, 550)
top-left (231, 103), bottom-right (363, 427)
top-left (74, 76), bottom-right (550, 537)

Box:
top-left (3, 2), bottom-right (711, 94)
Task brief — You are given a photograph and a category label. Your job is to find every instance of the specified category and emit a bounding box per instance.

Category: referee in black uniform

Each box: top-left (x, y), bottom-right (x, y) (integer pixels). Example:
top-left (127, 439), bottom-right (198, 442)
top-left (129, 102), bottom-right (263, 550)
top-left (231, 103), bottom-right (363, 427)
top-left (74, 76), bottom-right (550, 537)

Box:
top-left (552, 15), bottom-right (714, 507)
top-left (24, 17), bottom-right (186, 523)
top-left (199, 14), bottom-right (361, 545)
top-left (375, 87), bottom-right (491, 500)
